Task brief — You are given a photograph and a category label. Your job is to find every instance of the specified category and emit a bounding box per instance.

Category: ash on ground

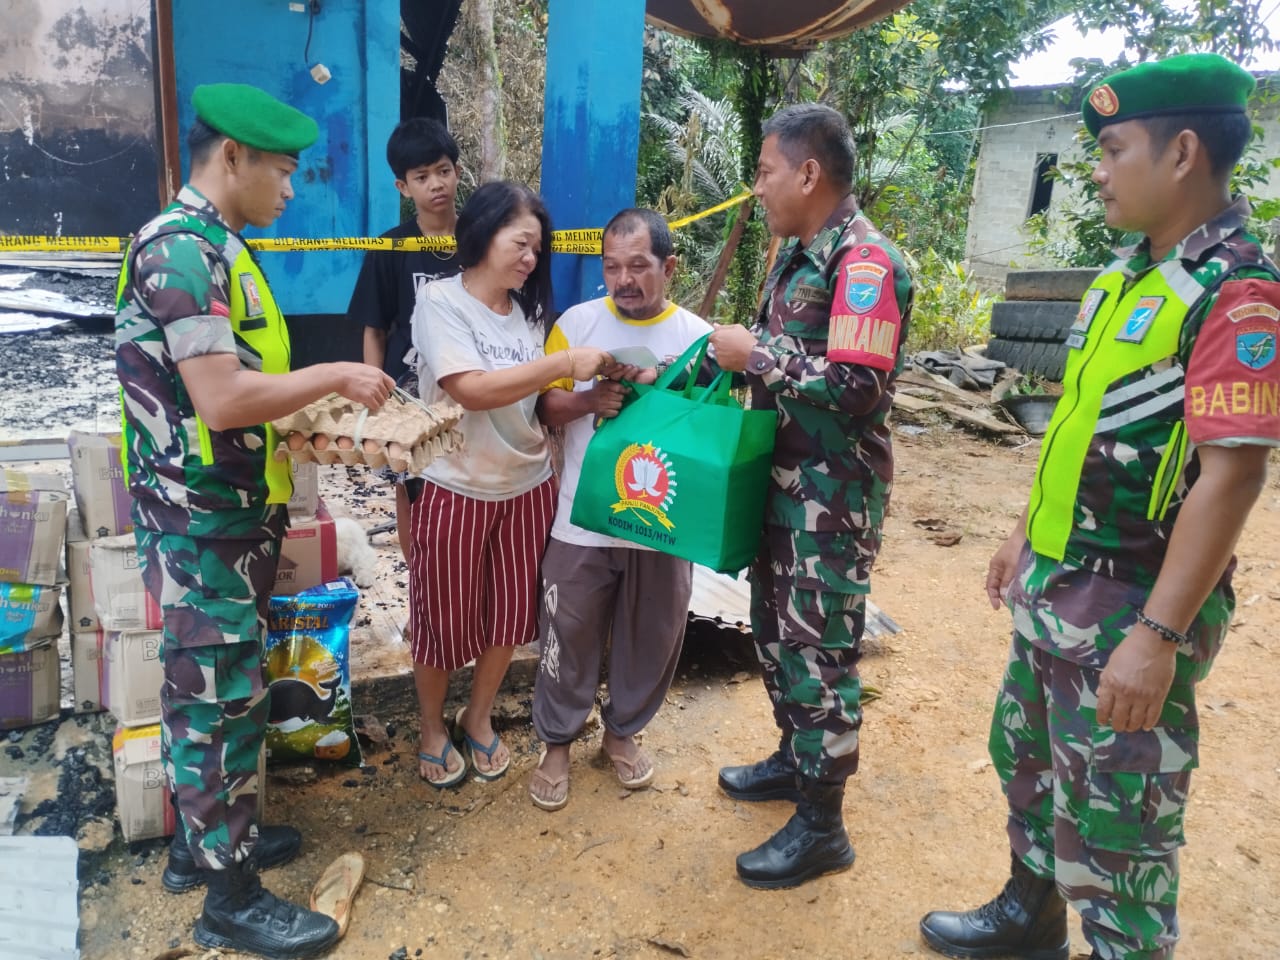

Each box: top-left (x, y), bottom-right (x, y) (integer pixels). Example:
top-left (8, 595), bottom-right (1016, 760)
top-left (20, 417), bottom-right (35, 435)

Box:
top-left (0, 329), bottom-right (117, 442)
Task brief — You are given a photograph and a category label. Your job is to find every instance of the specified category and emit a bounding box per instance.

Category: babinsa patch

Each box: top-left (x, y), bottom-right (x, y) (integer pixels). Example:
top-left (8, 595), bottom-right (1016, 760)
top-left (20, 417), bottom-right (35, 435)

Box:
top-left (843, 259), bottom-right (888, 315)
top-left (1228, 301), bottom-right (1280, 370)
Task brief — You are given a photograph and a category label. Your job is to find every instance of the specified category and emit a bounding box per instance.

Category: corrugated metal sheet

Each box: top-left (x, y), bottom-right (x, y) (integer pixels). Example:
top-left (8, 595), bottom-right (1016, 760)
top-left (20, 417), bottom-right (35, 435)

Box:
top-left (0, 835), bottom-right (80, 959)
top-left (689, 566), bottom-right (899, 638)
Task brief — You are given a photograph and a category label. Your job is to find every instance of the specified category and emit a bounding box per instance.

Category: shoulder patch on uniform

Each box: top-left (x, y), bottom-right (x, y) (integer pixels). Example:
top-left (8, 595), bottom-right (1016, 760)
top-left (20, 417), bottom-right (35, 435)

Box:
top-left (829, 244), bottom-right (902, 371)
top-left (1184, 277), bottom-right (1280, 447)
top-left (239, 273), bottom-right (263, 317)
top-left (1074, 288), bottom-right (1107, 334)
top-left (1115, 296), bottom-right (1164, 344)
top-left (1226, 300), bottom-right (1279, 369)
top-left (841, 259), bottom-right (888, 315)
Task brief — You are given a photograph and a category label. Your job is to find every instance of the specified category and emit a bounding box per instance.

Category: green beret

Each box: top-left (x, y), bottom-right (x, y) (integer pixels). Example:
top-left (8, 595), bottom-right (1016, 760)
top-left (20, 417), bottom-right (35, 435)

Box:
top-left (1082, 52), bottom-right (1255, 139)
top-left (192, 83), bottom-right (319, 156)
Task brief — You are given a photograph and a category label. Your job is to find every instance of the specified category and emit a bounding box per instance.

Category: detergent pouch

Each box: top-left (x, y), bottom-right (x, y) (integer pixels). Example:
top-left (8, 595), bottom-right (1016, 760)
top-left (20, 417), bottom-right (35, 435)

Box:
top-left (263, 578), bottom-right (362, 767)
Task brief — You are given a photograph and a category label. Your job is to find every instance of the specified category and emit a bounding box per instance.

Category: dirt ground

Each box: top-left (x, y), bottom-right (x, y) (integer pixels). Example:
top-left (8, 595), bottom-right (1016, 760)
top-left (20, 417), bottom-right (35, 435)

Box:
top-left (16, 421), bottom-right (1260, 960)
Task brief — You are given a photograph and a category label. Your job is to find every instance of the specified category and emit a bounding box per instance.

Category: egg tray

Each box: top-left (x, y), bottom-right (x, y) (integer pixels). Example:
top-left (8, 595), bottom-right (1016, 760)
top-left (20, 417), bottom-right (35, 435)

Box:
top-left (271, 391), bottom-right (465, 474)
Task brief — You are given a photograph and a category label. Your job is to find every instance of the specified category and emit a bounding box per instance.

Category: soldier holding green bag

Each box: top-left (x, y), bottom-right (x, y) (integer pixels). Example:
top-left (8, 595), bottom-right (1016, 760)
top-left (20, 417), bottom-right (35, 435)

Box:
top-left (709, 102), bottom-right (914, 890)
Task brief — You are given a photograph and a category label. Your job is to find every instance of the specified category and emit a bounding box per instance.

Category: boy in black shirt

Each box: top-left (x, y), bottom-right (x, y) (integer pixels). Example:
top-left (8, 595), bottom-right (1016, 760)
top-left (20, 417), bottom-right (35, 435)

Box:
top-left (347, 118), bottom-right (462, 559)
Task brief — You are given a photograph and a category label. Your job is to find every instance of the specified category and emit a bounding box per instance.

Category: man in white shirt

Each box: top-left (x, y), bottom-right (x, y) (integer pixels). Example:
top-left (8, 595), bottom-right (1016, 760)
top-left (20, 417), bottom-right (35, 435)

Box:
top-left (529, 209), bottom-right (711, 810)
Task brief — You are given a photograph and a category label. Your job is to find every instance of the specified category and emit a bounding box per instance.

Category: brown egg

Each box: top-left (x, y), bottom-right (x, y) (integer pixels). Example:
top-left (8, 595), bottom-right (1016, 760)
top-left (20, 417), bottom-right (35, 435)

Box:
top-left (362, 438), bottom-right (381, 455)
top-left (286, 431), bottom-right (307, 451)
top-left (386, 441), bottom-right (404, 459)
top-left (311, 433), bottom-right (330, 450)
top-left (336, 436), bottom-right (355, 450)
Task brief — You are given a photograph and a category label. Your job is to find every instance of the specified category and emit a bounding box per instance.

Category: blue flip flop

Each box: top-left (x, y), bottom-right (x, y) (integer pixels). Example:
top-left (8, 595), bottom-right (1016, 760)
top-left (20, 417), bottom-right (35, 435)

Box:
top-left (455, 707), bottom-right (511, 782)
top-left (418, 740), bottom-right (467, 789)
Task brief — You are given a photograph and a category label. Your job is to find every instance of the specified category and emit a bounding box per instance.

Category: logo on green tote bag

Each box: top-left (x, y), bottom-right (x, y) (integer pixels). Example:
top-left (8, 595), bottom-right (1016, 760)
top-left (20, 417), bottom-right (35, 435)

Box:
top-left (609, 442), bottom-right (677, 537)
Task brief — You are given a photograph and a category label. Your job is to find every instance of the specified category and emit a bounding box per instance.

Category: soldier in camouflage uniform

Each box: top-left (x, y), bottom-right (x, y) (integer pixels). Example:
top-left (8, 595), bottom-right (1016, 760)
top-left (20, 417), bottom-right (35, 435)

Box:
top-left (116, 83), bottom-right (392, 960)
top-left (709, 103), bottom-right (913, 889)
top-left (920, 54), bottom-right (1280, 960)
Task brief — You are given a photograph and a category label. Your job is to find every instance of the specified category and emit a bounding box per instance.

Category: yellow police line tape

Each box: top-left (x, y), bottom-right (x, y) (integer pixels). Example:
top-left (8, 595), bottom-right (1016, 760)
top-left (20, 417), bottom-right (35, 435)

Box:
top-left (0, 189), bottom-right (754, 257)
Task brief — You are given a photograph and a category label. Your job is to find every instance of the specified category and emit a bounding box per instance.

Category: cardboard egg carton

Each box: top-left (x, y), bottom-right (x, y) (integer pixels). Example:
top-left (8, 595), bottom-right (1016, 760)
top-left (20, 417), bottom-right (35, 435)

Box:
top-left (272, 392), bottom-right (465, 474)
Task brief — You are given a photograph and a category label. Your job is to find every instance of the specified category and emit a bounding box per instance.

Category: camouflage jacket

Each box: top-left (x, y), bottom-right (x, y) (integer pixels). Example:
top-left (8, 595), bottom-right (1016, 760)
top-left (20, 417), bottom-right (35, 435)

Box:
top-left (1013, 197), bottom-right (1280, 667)
top-left (745, 195), bottom-right (913, 590)
top-left (116, 185), bottom-right (288, 540)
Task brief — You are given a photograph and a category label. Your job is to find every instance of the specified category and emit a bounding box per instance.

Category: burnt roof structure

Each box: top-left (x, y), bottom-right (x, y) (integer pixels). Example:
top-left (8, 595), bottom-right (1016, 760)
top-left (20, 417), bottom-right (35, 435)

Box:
top-left (645, 0), bottom-right (912, 50)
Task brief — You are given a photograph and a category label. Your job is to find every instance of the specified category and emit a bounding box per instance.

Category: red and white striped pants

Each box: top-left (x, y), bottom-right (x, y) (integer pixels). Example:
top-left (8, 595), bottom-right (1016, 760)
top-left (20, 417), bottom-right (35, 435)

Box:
top-left (407, 477), bottom-right (556, 670)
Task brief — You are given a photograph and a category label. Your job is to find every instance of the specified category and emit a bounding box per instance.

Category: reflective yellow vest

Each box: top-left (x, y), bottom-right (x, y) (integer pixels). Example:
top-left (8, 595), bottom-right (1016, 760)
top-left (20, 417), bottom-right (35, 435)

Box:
top-left (117, 229), bottom-right (293, 505)
top-left (1026, 263), bottom-right (1194, 562)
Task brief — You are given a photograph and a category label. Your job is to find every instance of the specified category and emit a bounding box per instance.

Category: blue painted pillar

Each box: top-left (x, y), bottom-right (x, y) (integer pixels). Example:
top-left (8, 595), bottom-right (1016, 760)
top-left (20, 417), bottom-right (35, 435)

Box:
top-left (540, 0), bottom-right (647, 311)
top-left (170, 0), bottom-right (399, 316)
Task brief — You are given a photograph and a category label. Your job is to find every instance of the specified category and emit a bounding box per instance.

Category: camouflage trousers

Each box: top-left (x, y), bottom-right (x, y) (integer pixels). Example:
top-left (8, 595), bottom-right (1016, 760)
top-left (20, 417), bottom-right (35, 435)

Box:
top-left (748, 528), bottom-right (866, 783)
top-left (990, 627), bottom-right (1206, 959)
top-left (136, 528), bottom-right (280, 870)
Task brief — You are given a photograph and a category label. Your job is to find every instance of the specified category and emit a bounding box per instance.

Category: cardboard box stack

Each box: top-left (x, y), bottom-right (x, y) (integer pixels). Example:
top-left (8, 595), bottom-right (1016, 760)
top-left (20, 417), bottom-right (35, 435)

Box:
top-left (65, 510), bottom-right (106, 714)
top-left (67, 431), bottom-right (133, 540)
top-left (275, 457), bottom-right (334, 594)
top-left (0, 468), bottom-right (69, 730)
top-left (64, 434), bottom-right (160, 730)
top-left (111, 724), bottom-right (177, 842)
top-left (64, 432), bottom-right (136, 721)
top-left (65, 432), bottom-right (283, 840)
top-left (112, 723), bottom-right (267, 842)
top-left (276, 497), bottom-right (338, 595)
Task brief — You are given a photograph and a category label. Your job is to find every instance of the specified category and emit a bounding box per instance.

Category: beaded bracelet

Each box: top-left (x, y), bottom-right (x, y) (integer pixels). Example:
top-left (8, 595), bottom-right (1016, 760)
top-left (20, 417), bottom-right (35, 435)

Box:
top-left (1135, 610), bottom-right (1188, 645)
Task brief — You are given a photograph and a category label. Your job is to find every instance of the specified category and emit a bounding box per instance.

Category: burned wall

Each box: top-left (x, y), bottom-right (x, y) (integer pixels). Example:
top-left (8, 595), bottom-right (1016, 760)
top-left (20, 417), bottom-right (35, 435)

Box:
top-left (0, 0), bottom-right (158, 239)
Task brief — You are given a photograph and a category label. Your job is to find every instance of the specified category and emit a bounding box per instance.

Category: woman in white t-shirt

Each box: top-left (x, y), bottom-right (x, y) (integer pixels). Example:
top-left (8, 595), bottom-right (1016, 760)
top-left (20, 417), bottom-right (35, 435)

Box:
top-left (408, 181), bottom-right (611, 787)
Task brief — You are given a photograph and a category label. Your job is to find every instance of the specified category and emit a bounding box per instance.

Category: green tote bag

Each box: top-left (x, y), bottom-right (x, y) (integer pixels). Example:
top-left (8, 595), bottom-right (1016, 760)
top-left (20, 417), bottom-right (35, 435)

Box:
top-left (569, 335), bottom-right (776, 573)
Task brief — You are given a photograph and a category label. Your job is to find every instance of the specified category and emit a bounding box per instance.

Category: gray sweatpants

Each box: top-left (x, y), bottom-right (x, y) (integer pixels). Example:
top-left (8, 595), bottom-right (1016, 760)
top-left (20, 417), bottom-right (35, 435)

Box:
top-left (532, 537), bottom-right (692, 744)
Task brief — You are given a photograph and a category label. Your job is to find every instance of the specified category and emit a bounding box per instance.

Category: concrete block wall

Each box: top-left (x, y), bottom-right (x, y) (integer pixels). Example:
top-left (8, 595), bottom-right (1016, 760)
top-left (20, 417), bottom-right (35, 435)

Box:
top-left (964, 81), bottom-right (1280, 289)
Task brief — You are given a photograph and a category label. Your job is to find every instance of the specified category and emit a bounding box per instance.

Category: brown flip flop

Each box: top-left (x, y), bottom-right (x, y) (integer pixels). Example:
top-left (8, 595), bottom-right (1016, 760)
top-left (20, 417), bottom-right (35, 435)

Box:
top-left (529, 746), bottom-right (570, 811)
top-left (310, 851), bottom-right (366, 938)
top-left (602, 743), bottom-right (654, 789)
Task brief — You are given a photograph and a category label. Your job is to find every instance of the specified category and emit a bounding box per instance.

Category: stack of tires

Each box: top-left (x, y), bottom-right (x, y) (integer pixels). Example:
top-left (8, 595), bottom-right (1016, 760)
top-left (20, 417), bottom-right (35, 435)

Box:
top-left (984, 268), bottom-right (1099, 381)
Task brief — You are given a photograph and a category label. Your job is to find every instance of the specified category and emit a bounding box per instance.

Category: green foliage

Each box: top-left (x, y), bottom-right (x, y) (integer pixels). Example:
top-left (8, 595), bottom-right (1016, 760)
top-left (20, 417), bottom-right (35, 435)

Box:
top-left (638, 2), bottom-right (1078, 337)
top-left (635, 31), bottom-right (771, 323)
top-left (724, 49), bottom-right (780, 328)
top-left (635, 0), bottom-right (1280, 353)
top-left (815, 3), bottom-right (1071, 199)
top-left (637, 81), bottom-right (749, 320)
top-left (1023, 148), bottom-right (1122, 267)
top-left (1023, 1), bottom-right (1278, 266)
top-left (646, 92), bottom-right (742, 202)
top-left (903, 249), bottom-right (999, 352)
top-left (861, 107), bottom-right (979, 262)
top-left (638, 30), bottom-right (741, 209)
top-left (1069, 0), bottom-right (1274, 62)
top-left (802, 5), bottom-right (1069, 272)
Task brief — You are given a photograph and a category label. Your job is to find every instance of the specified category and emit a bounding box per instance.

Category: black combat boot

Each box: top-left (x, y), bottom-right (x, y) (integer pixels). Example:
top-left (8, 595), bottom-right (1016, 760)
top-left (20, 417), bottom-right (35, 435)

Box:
top-left (918, 853), bottom-right (1069, 959)
top-left (735, 776), bottom-right (855, 888)
top-left (194, 860), bottom-right (340, 960)
top-left (163, 824), bottom-right (303, 893)
top-left (718, 751), bottom-right (802, 802)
